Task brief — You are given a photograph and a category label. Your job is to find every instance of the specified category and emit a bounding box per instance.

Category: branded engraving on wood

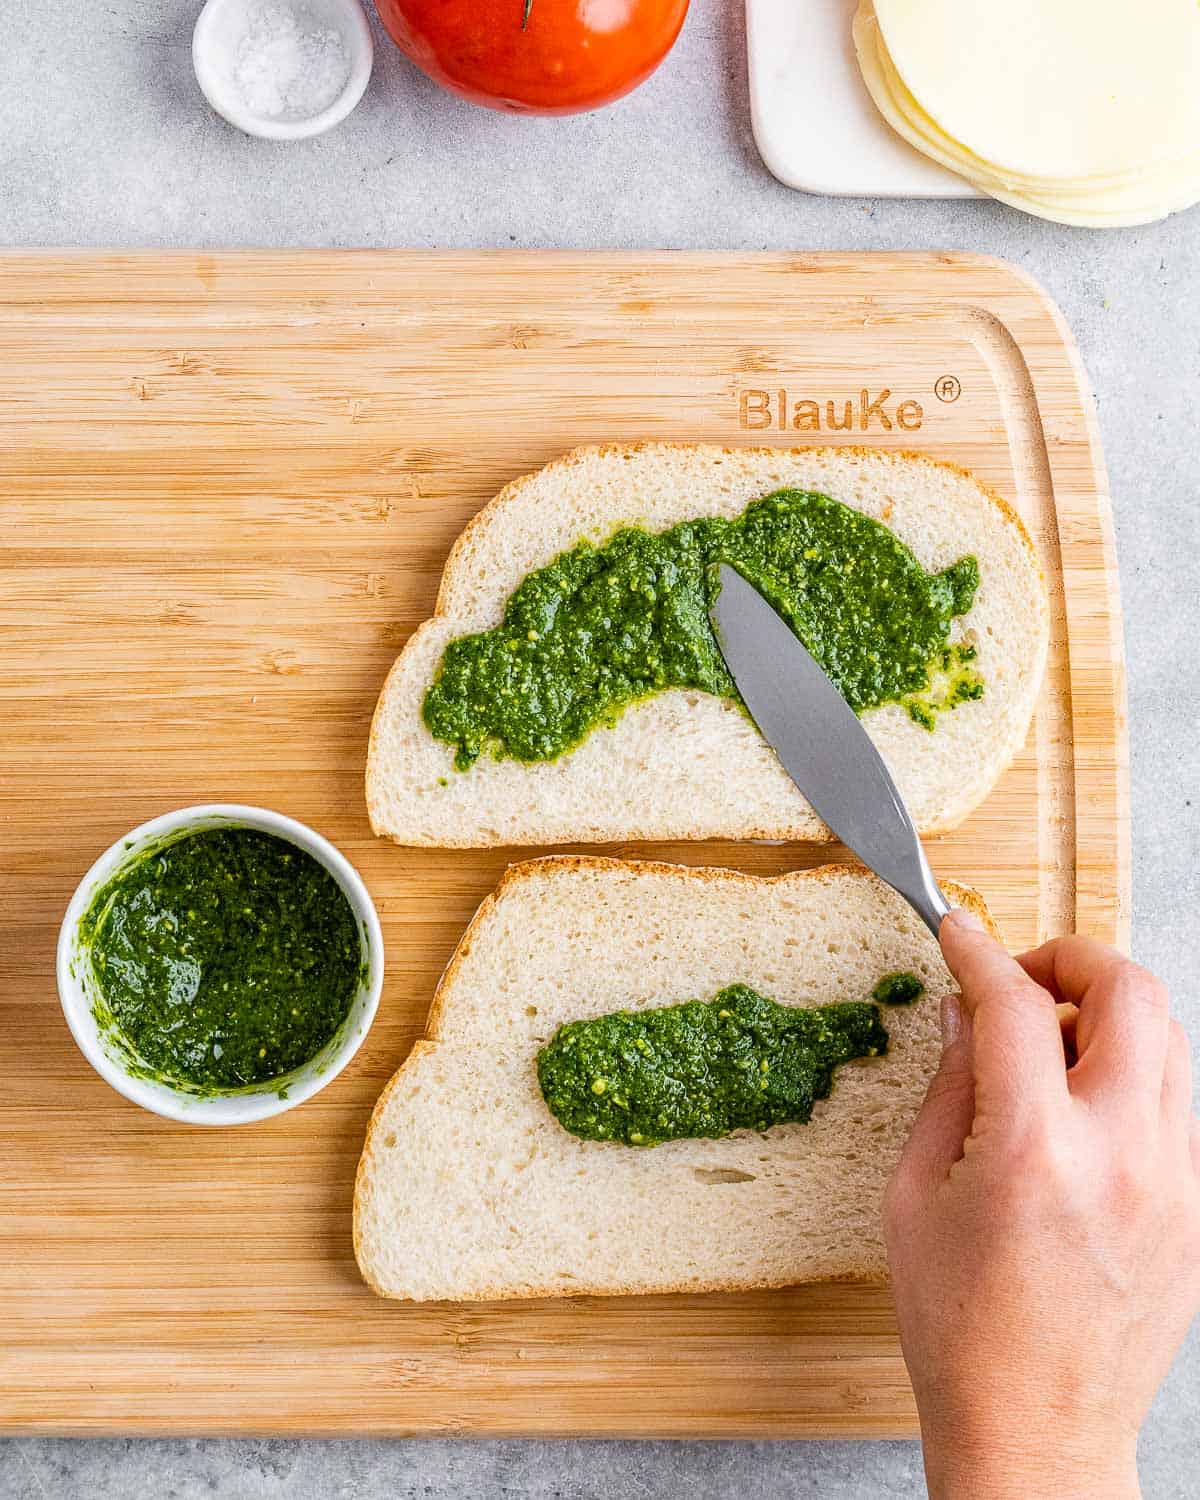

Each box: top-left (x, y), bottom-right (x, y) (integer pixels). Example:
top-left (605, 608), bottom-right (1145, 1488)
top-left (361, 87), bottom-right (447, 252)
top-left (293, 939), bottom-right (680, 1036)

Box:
top-left (737, 388), bottom-right (929, 433)
top-left (934, 375), bottom-right (963, 404)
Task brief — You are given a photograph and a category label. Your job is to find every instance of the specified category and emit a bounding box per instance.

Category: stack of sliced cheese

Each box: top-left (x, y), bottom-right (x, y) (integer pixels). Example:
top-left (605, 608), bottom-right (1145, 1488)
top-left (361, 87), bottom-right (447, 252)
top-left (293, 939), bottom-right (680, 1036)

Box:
top-left (853, 0), bottom-right (1200, 227)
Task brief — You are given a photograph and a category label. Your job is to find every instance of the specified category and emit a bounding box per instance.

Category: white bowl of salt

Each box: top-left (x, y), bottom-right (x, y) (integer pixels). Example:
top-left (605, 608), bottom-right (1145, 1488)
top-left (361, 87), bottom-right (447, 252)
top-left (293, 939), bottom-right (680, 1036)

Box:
top-left (194, 0), bottom-right (373, 140)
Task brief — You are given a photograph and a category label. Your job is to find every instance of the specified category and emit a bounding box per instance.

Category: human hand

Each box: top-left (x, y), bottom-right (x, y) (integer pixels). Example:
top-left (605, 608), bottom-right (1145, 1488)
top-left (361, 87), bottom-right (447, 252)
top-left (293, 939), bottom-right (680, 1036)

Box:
top-left (884, 910), bottom-right (1200, 1500)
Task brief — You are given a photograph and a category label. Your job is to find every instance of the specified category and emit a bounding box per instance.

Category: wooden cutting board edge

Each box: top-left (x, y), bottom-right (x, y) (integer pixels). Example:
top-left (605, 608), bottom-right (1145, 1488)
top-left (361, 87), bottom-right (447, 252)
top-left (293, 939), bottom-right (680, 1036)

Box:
top-left (981, 257), bottom-right (1130, 947)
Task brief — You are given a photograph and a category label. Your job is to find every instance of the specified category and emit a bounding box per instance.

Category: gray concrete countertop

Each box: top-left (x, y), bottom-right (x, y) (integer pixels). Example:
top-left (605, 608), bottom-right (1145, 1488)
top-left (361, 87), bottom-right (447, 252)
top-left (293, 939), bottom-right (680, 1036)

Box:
top-left (2, 2), bottom-right (1197, 1495)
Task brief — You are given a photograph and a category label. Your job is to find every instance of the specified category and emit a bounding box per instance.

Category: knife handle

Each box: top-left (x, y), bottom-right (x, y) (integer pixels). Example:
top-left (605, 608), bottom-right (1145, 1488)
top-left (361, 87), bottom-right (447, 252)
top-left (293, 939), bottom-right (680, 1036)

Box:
top-left (903, 843), bottom-right (952, 940)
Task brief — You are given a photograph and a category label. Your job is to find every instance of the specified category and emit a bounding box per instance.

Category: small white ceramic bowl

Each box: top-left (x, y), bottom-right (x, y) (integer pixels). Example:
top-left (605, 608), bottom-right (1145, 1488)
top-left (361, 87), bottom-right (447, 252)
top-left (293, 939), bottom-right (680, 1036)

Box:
top-left (57, 804), bottom-right (384, 1126)
top-left (193, 0), bottom-right (374, 141)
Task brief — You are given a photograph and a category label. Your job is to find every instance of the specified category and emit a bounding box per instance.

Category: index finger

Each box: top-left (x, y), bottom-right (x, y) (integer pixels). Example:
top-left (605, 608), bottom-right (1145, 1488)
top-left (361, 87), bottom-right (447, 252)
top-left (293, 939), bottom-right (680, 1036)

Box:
top-left (939, 909), bottom-right (1069, 1120)
top-left (1017, 936), bottom-right (1170, 1112)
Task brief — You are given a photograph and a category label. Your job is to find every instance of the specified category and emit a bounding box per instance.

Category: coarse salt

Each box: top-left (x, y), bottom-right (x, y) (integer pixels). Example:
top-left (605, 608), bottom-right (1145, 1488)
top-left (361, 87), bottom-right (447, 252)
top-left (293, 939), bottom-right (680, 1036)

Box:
top-left (234, 1), bottom-right (351, 120)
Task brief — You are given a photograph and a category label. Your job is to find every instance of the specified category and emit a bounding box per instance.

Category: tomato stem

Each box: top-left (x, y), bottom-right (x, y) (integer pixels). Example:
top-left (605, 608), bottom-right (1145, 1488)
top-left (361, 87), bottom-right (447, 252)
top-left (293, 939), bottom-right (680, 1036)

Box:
top-left (522, 0), bottom-right (533, 27)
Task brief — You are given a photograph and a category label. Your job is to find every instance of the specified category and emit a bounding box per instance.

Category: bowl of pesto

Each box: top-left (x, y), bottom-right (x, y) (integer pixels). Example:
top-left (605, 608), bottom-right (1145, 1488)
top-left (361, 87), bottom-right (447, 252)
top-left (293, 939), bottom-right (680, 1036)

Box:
top-left (57, 805), bottom-right (384, 1125)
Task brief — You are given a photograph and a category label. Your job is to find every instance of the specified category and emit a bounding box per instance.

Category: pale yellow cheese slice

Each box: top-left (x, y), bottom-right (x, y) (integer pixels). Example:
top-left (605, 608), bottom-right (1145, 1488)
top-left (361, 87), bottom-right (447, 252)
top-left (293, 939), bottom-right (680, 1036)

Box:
top-left (853, 0), bottom-right (1200, 227)
top-left (863, 12), bottom-right (1200, 196)
top-left (871, 0), bottom-right (1200, 182)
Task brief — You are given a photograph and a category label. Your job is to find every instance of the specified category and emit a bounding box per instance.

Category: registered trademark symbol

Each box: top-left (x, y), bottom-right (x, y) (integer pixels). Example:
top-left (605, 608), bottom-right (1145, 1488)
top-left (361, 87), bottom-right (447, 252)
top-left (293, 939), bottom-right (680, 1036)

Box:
top-left (935, 374), bottom-right (962, 404)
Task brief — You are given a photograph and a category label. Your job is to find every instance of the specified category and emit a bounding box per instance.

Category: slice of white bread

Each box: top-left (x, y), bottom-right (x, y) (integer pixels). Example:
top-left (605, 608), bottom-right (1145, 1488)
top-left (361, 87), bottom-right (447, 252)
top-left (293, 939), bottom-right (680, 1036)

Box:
top-left (354, 857), bottom-right (995, 1302)
top-left (366, 444), bottom-right (1048, 848)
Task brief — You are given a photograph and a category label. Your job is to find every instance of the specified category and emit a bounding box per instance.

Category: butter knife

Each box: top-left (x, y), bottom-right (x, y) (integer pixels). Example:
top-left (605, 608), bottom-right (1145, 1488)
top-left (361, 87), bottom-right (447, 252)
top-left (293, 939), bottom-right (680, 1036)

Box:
top-left (708, 563), bottom-right (951, 938)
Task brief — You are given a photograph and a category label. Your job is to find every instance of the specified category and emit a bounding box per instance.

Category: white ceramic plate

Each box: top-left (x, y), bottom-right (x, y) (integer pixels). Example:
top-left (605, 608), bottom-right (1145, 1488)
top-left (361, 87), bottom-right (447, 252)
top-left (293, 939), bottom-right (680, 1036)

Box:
top-left (746, 0), bottom-right (981, 198)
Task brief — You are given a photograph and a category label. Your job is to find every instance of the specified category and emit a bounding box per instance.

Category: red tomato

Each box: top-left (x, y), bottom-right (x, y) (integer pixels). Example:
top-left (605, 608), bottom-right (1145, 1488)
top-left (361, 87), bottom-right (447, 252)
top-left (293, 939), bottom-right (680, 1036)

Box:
top-left (374, 0), bottom-right (689, 115)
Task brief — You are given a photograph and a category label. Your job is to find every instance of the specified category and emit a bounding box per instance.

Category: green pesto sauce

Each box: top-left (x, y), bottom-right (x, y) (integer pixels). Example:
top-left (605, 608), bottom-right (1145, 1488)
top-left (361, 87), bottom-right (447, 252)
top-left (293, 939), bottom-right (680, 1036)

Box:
top-left (536, 975), bottom-right (925, 1148)
top-left (424, 489), bottom-right (982, 771)
top-left (79, 828), bottom-right (361, 1093)
top-left (871, 971), bottom-right (925, 1006)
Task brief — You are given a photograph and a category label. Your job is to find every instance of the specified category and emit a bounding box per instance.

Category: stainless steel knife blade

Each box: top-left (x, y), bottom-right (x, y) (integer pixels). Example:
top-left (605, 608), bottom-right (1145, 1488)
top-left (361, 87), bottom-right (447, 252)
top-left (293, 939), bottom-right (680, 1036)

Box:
top-left (709, 563), bottom-right (950, 937)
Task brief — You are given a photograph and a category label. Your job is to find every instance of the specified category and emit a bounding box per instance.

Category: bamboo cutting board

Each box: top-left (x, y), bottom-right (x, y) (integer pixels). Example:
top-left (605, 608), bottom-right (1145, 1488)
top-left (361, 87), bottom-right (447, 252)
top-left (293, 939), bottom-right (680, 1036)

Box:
top-left (0, 252), bottom-right (1125, 1438)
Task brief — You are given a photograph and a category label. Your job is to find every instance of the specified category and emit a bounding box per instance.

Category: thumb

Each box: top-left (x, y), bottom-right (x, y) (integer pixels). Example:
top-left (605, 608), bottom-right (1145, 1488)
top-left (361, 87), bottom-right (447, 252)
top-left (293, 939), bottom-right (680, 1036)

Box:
top-left (893, 995), bottom-right (975, 1193)
top-left (939, 906), bottom-right (1068, 1118)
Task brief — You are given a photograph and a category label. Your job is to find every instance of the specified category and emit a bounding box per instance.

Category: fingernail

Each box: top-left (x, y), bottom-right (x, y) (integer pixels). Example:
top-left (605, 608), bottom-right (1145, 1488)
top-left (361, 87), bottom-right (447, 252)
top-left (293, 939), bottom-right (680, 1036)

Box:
top-left (941, 994), bottom-right (965, 1049)
top-left (946, 907), bottom-right (985, 934)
